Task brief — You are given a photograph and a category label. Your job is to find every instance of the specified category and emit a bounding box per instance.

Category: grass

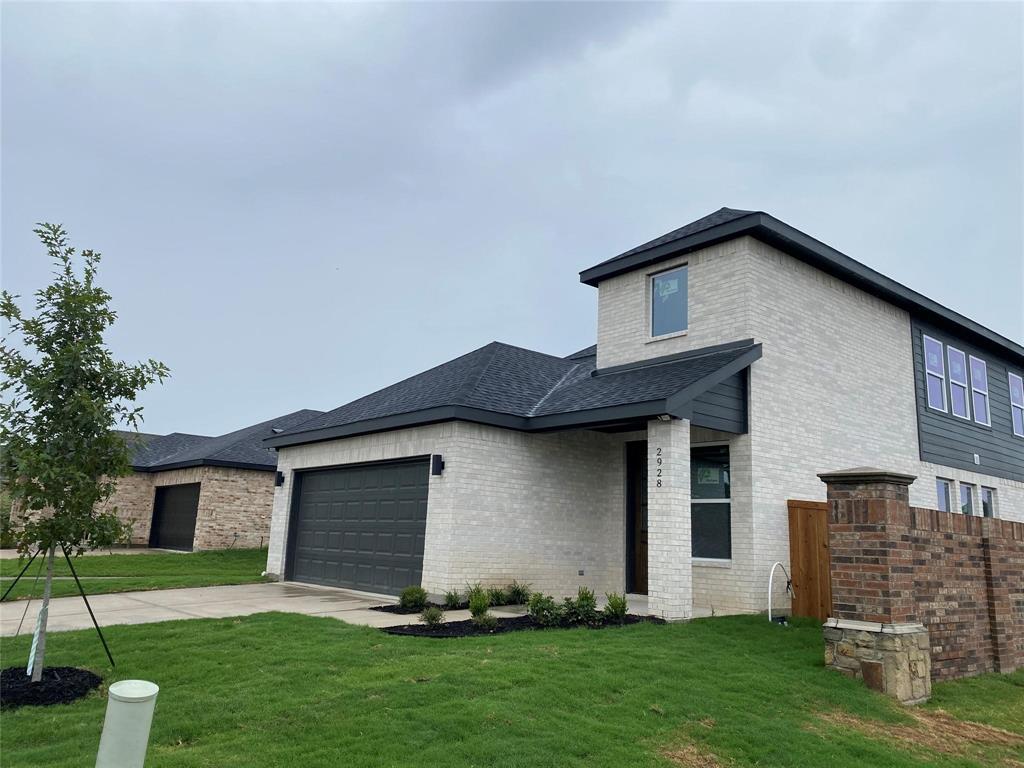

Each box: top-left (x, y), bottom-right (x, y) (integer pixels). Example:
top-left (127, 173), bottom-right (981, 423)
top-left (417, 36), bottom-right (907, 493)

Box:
top-left (0, 549), bottom-right (269, 600)
top-left (1, 613), bottom-right (1021, 767)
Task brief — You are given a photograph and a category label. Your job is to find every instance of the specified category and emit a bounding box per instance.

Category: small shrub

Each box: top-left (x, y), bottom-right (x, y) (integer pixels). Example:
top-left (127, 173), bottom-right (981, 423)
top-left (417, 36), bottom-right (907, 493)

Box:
top-left (471, 612), bottom-right (498, 631)
top-left (528, 593), bottom-right (565, 627)
top-left (443, 590), bottom-right (462, 610)
top-left (486, 586), bottom-right (508, 606)
top-left (564, 586), bottom-right (599, 626)
top-left (465, 582), bottom-right (487, 606)
top-left (468, 590), bottom-right (490, 619)
top-left (399, 586), bottom-right (428, 610)
top-left (420, 606), bottom-right (445, 628)
top-left (506, 580), bottom-right (531, 604)
top-left (603, 592), bottom-right (629, 625)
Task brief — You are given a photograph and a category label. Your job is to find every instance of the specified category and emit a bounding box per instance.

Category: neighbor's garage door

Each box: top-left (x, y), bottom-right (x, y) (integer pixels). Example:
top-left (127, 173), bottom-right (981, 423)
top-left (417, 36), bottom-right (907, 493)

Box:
top-left (288, 459), bottom-right (429, 595)
top-left (149, 483), bottom-right (201, 551)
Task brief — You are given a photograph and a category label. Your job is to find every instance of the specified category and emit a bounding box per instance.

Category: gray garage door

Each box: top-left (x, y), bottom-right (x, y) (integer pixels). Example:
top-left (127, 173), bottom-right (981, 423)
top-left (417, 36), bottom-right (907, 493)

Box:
top-left (288, 459), bottom-right (429, 595)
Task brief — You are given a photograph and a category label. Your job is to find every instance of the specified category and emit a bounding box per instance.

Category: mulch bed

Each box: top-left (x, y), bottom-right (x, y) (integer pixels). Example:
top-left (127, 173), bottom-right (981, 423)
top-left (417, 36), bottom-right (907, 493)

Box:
top-left (371, 602), bottom-right (450, 615)
top-left (383, 613), bottom-right (663, 638)
top-left (1, 666), bottom-right (102, 709)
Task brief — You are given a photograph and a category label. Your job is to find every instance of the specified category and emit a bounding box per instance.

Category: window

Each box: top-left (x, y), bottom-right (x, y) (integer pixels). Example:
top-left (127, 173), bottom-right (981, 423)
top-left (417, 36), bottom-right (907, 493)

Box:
top-left (946, 347), bottom-right (970, 419)
top-left (691, 445), bottom-right (730, 559)
top-left (936, 478), bottom-right (953, 513)
top-left (923, 335), bottom-right (947, 412)
top-left (959, 483), bottom-right (976, 516)
top-left (650, 266), bottom-right (688, 337)
top-left (1009, 373), bottom-right (1024, 438)
top-left (981, 487), bottom-right (996, 518)
top-left (969, 356), bottom-right (990, 426)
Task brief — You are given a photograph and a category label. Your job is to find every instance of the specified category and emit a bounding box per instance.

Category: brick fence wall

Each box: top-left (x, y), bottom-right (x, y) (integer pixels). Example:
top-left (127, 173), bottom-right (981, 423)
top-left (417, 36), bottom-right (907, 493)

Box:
top-left (821, 468), bottom-right (1024, 681)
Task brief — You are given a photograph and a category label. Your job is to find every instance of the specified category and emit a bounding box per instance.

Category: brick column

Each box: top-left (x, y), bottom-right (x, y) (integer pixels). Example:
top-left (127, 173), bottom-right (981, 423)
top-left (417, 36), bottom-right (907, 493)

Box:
top-left (647, 417), bottom-right (692, 621)
top-left (818, 468), bottom-right (930, 704)
top-left (982, 518), bottom-right (1023, 674)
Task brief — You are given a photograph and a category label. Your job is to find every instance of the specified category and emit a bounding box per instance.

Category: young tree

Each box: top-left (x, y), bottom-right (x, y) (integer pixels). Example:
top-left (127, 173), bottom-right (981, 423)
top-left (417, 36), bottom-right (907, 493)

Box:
top-left (1, 223), bottom-right (168, 682)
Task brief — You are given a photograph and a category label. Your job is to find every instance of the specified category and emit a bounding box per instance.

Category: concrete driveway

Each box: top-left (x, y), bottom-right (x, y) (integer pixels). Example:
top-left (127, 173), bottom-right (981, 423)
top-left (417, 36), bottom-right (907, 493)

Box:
top-left (0, 582), bottom-right (444, 637)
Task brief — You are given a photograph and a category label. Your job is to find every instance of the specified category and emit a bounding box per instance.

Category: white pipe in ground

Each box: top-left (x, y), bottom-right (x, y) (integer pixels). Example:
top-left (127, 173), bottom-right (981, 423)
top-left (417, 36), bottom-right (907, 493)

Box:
top-left (95, 680), bottom-right (159, 768)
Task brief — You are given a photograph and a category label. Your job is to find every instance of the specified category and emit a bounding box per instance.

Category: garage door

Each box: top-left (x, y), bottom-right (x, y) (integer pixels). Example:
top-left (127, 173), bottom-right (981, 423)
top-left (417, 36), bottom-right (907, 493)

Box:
top-left (288, 459), bottom-right (429, 595)
top-left (149, 483), bottom-right (201, 550)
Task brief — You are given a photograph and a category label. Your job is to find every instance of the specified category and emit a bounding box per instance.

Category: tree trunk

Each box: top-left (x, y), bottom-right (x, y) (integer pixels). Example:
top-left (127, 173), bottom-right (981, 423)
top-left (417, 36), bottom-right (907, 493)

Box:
top-left (30, 544), bottom-right (56, 683)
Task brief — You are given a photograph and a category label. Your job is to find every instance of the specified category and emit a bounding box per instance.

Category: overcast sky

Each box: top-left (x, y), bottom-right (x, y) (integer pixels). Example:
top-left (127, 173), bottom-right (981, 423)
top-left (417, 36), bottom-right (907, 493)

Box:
top-left (3, 1), bottom-right (1022, 436)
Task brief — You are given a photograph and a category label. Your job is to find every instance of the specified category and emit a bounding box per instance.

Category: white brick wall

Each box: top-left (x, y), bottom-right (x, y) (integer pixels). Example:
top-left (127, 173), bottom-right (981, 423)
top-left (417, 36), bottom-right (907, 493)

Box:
top-left (267, 421), bottom-right (637, 597)
top-left (647, 418), bottom-right (692, 620)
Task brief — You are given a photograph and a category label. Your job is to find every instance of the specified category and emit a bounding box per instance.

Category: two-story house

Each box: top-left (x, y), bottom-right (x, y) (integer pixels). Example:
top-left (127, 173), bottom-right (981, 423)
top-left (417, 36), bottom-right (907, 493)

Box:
top-left (264, 208), bottom-right (1024, 620)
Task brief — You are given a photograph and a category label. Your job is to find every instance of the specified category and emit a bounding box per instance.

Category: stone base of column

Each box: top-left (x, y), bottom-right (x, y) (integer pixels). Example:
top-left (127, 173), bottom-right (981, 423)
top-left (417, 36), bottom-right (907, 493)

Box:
top-left (824, 618), bottom-right (931, 704)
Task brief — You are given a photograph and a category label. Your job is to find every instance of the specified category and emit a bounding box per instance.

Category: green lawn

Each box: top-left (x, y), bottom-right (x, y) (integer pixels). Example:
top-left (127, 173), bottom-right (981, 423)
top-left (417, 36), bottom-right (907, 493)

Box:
top-left (0, 549), bottom-right (269, 600)
top-left (1, 613), bottom-right (1021, 767)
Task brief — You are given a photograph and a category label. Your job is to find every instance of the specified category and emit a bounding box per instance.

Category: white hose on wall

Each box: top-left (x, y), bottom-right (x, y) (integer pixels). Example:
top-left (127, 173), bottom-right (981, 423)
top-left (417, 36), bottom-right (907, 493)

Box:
top-left (767, 561), bottom-right (794, 623)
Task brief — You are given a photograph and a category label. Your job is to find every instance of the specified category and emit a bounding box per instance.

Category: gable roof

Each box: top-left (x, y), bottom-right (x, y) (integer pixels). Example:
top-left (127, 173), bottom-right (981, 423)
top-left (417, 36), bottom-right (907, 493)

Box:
top-left (266, 340), bottom-right (761, 449)
top-left (128, 409), bottom-right (323, 472)
top-left (579, 208), bottom-right (1024, 365)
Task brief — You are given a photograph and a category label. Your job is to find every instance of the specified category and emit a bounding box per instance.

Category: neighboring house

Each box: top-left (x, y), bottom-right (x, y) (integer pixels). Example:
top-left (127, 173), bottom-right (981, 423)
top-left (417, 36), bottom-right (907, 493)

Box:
top-left (107, 409), bottom-right (322, 551)
top-left (264, 207), bottom-right (1024, 618)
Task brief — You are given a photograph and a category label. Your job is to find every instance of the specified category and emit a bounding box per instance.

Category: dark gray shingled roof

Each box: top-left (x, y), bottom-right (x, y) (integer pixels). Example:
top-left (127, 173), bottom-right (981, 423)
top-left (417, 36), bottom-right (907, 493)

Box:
top-left (579, 207), bottom-right (1023, 363)
top-left (266, 340), bottom-right (762, 449)
top-left (129, 409), bottom-right (323, 471)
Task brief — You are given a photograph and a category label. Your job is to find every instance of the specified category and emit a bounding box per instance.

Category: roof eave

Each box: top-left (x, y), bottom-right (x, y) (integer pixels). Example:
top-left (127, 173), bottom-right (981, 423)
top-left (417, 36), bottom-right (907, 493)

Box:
top-left (133, 458), bottom-right (276, 473)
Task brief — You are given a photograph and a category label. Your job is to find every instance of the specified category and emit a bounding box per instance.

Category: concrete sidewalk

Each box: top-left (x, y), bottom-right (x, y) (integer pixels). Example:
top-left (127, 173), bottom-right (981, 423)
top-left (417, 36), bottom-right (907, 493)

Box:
top-left (0, 582), bottom-right (466, 636)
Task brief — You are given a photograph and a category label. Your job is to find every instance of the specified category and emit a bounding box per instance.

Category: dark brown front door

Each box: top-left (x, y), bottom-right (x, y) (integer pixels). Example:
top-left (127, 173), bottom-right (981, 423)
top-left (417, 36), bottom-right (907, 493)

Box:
top-left (149, 483), bottom-right (201, 551)
top-left (626, 441), bottom-right (648, 594)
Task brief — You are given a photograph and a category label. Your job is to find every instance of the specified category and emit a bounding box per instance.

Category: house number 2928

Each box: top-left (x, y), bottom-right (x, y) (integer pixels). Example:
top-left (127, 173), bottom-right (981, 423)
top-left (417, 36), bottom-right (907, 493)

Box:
top-left (656, 447), bottom-right (663, 487)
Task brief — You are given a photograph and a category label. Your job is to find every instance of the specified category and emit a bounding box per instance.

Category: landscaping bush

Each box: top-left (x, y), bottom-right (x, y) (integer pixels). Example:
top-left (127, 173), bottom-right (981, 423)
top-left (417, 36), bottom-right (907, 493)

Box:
top-left (506, 580), bottom-right (531, 604)
top-left (471, 612), bottom-right (498, 631)
top-left (527, 593), bottom-right (565, 627)
top-left (443, 590), bottom-right (462, 610)
top-left (399, 586), bottom-right (428, 610)
top-left (563, 587), bottom-right (599, 626)
top-left (0, 492), bottom-right (16, 550)
top-left (603, 592), bottom-right (628, 625)
top-left (420, 606), bottom-right (445, 628)
top-left (465, 582), bottom-right (487, 607)
top-left (468, 590), bottom-right (490, 619)
top-left (486, 586), bottom-right (507, 606)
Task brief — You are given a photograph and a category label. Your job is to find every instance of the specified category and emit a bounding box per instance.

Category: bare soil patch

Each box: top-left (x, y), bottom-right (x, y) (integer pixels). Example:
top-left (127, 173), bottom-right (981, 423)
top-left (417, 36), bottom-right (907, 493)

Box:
top-left (660, 743), bottom-right (726, 767)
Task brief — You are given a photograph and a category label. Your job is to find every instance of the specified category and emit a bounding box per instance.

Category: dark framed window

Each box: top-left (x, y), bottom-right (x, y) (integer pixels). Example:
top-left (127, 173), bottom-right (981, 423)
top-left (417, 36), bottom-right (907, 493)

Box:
top-left (650, 266), bottom-right (688, 337)
top-left (981, 487), bottom-right (996, 518)
top-left (959, 483), bottom-right (975, 516)
top-left (691, 445), bottom-right (730, 559)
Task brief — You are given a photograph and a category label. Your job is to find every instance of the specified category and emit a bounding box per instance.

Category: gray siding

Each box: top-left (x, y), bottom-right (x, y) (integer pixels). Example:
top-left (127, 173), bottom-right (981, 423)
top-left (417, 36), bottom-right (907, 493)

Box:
top-left (691, 371), bottom-right (747, 434)
top-left (911, 318), bottom-right (1024, 483)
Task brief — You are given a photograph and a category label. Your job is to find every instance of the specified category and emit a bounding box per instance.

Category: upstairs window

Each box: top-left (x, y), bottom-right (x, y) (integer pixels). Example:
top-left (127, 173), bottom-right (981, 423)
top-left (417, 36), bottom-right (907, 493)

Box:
top-left (959, 483), bottom-right (976, 516)
top-left (923, 335), bottom-right (947, 412)
top-left (946, 346), bottom-right (970, 419)
top-left (981, 487), bottom-right (997, 518)
top-left (1009, 373), bottom-right (1024, 438)
top-left (969, 356), bottom-right (990, 426)
top-left (650, 266), bottom-right (688, 337)
top-left (936, 478), bottom-right (952, 512)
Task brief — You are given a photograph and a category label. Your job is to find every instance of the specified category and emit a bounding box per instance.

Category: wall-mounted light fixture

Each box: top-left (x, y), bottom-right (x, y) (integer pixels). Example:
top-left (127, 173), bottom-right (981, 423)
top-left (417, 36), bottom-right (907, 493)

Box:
top-left (275, 471), bottom-right (285, 487)
top-left (431, 455), bottom-right (445, 476)
top-left (657, 414), bottom-right (672, 422)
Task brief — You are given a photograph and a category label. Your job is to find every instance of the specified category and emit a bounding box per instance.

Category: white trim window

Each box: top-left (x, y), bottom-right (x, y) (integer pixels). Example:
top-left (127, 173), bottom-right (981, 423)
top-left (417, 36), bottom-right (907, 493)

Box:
top-left (959, 482), bottom-right (976, 516)
top-left (981, 486), bottom-right (997, 518)
top-left (1009, 372), bottom-right (1024, 438)
top-left (650, 266), bottom-right (688, 338)
top-left (936, 478), bottom-right (953, 513)
top-left (946, 346), bottom-right (971, 420)
top-left (923, 335), bottom-right (947, 412)
top-left (969, 356), bottom-right (990, 426)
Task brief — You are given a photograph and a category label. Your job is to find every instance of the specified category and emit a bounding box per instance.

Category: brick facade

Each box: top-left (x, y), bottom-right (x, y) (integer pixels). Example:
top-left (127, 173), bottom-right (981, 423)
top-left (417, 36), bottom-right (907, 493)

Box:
top-left (822, 469), bottom-right (1024, 681)
top-left (99, 466), bottom-right (275, 550)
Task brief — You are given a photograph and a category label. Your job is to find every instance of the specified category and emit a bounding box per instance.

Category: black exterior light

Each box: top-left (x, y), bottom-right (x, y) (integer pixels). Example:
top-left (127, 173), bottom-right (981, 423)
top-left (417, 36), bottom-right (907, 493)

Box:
top-left (275, 471), bottom-right (285, 487)
top-left (431, 454), bottom-right (445, 476)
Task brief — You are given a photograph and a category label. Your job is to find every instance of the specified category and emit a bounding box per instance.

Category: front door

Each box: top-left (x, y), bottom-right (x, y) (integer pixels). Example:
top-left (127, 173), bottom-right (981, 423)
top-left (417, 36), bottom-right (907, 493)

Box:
top-left (626, 441), bottom-right (648, 594)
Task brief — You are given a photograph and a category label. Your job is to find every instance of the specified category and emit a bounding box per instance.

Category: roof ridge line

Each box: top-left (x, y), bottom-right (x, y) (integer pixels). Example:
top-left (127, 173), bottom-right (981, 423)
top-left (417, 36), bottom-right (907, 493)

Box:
top-left (454, 342), bottom-right (503, 406)
top-left (527, 362), bottom-right (584, 417)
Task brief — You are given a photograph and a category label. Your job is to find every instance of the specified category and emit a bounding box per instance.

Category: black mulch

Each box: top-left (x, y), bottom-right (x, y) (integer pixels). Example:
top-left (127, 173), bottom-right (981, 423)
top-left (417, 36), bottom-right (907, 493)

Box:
top-left (1, 666), bottom-right (102, 709)
top-left (371, 602), bottom-right (448, 615)
top-left (383, 614), bottom-right (663, 638)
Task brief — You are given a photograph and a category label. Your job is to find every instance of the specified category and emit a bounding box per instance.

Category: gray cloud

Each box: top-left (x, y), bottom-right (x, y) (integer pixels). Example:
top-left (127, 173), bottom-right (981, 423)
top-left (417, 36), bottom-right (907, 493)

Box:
top-left (3, 1), bottom-right (1021, 435)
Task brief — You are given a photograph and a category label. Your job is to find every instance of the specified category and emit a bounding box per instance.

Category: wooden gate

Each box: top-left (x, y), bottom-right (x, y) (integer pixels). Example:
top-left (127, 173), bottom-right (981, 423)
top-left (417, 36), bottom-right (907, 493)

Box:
top-left (787, 499), bottom-right (832, 621)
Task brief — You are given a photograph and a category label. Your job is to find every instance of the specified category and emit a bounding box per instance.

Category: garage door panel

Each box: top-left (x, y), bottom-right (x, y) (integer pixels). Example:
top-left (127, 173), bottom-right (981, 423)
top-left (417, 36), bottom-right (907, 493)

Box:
top-left (290, 459), bottom-right (429, 595)
top-left (149, 483), bottom-right (201, 551)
